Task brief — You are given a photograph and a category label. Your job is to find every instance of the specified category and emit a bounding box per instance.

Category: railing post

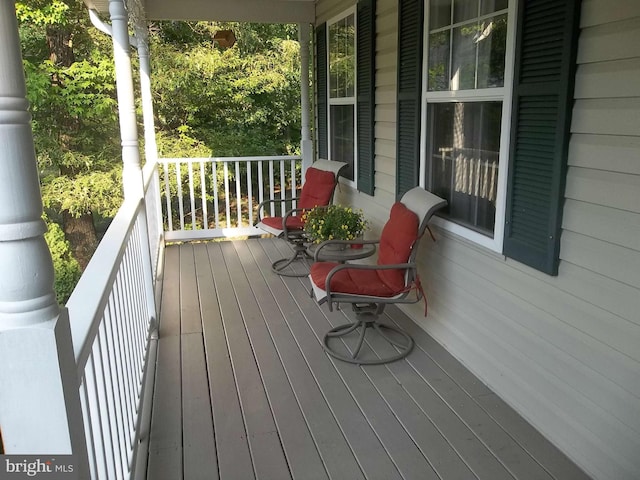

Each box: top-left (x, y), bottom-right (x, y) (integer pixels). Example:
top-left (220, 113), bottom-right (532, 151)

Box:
top-left (0, 3), bottom-right (89, 475)
top-left (299, 22), bottom-right (313, 174)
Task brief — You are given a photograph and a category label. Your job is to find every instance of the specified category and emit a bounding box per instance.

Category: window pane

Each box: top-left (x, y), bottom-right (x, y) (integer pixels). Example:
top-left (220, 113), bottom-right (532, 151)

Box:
top-left (329, 15), bottom-right (355, 99)
top-left (430, 0), bottom-right (452, 29)
top-left (480, 0), bottom-right (508, 15)
top-left (477, 14), bottom-right (507, 88)
top-left (427, 102), bottom-right (502, 235)
top-left (330, 105), bottom-right (355, 180)
top-left (428, 30), bottom-right (451, 91)
top-left (451, 23), bottom-right (478, 90)
top-left (453, 0), bottom-right (478, 24)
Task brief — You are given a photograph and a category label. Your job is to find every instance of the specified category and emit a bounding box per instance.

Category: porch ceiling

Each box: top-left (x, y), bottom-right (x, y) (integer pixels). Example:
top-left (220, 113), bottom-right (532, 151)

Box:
top-left (83, 0), bottom-right (316, 23)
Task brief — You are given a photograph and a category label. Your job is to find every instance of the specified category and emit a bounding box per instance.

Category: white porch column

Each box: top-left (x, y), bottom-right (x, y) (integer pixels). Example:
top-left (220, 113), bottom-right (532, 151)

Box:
top-left (110, 0), bottom-right (144, 200)
top-left (0, 1), bottom-right (88, 471)
top-left (135, 21), bottom-right (158, 165)
top-left (299, 22), bottom-right (313, 173)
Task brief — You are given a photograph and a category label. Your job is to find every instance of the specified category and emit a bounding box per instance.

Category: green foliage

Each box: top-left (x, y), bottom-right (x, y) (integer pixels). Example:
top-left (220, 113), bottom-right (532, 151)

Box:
top-left (41, 167), bottom-right (123, 218)
top-left (44, 218), bottom-right (82, 304)
top-left (303, 205), bottom-right (368, 243)
top-left (151, 21), bottom-right (302, 158)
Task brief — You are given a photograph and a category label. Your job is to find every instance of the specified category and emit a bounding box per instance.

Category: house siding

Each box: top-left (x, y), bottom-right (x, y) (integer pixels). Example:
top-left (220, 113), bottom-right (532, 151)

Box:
top-left (317, 0), bottom-right (640, 479)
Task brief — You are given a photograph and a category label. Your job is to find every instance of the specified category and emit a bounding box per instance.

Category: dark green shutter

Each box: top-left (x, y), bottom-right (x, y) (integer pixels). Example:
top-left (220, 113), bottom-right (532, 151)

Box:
top-left (503, 0), bottom-right (581, 275)
top-left (395, 0), bottom-right (424, 200)
top-left (316, 23), bottom-right (328, 159)
top-left (357, 0), bottom-right (376, 195)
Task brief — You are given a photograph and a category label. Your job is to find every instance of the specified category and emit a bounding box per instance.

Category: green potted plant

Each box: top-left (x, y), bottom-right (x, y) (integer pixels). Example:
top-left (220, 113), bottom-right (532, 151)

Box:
top-left (302, 205), bottom-right (368, 247)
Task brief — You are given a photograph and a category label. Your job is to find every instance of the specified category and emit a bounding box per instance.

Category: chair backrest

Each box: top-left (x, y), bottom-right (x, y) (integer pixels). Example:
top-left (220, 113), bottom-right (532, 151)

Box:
top-left (298, 159), bottom-right (348, 210)
top-left (377, 187), bottom-right (447, 292)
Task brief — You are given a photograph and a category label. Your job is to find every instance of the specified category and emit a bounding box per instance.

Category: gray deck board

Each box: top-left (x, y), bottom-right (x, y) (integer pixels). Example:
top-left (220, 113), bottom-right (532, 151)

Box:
top-left (147, 246), bottom-right (182, 479)
top-left (208, 242), bottom-right (292, 480)
top-left (222, 240), bottom-right (329, 480)
top-left (195, 244), bottom-right (255, 480)
top-left (145, 239), bottom-right (592, 480)
top-left (241, 240), bottom-right (366, 480)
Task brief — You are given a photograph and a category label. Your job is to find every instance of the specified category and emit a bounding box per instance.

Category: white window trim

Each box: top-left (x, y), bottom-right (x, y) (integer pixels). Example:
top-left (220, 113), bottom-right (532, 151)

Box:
top-left (419, 0), bottom-right (518, 253)
top-left (327, 6), bottom-right (357, 187)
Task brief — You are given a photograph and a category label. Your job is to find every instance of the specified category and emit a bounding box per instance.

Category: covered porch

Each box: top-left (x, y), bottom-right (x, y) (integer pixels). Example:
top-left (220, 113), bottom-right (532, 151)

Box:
top-left (145, 238), bottom-right (589, 480)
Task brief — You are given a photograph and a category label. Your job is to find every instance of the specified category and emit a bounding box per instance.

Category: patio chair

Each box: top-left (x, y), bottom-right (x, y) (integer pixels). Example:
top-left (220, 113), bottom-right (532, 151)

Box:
top-left (309, 187), bottom-right (447, 364)
top-left (256, 159), bottom-right (347, 276)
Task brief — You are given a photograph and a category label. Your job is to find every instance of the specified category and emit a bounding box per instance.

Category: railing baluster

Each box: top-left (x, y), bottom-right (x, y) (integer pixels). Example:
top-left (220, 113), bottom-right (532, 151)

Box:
top-left (95, 325), bottom-right (119, 480)
top-left (235, 161), bottom-right (242, 227)
top-left (290, 158), bottom-right (296, 210)
top-left (258, 160), bottom-right (264, 212)
top-left (80, 378), bottom-right (98, 480)
top-left (163, 162), bottom-right (173, 232)
top-left (86, 358), bottom-right (108, 479)
top-left (200, 161), bottom-right (208, 229)
top-left (104, 303), bottom-right (127, 479)
top-left (176, 161), bottom-right (185, 231)
top-left (247, 160), bottom-right (253, 226)
top-left (213, 162), bottom-right (220, 228)
top-left (224, 162), bottom-right (231, 229)
top-left (188, 161), bottom-right (196, 229)
top-left (269, 160), bottom-right (275, 216)
top-left (279, 159), bottom-right (286, 215)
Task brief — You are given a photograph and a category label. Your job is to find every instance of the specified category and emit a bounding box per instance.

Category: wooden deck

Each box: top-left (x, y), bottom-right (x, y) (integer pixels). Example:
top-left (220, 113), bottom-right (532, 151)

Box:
top-left (145, 238), bottom-right (590, 480)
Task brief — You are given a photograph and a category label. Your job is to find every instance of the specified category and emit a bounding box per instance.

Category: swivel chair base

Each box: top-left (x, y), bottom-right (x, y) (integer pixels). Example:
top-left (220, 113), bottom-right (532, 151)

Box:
top-left (271, 241), bottom-right (310, 277)
top-left (323, 312), bottom-right (414, 365)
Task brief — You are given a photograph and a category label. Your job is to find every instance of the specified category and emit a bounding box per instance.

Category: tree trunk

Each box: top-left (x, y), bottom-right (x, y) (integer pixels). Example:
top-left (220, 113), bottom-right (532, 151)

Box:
top-left (62, 212), bottom-right (98, 271)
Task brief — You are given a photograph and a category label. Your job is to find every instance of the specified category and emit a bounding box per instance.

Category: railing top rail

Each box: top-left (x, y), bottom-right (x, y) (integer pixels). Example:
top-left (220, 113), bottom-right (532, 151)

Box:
top-left (142, 160), bottom-right (157, 191)
top-left (157, 155), bottom-right (302, 164)
top-left (67, 198), bottom-right (142, 375)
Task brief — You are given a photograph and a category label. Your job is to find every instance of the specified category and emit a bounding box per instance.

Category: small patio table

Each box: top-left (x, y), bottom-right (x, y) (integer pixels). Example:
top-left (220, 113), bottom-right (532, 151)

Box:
top-left (307, 242), bottom-right (376, 263)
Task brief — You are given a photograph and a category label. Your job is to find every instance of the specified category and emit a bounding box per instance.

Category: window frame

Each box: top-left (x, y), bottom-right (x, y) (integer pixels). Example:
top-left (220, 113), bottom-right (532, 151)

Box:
top-left (418, 0), bottom-right (518, 252)
top-left (326, 6), bottom-right (358, 187)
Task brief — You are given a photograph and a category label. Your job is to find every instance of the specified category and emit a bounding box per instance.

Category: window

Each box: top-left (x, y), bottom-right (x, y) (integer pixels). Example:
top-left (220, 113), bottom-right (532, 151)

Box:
top-left (328, 11), bottom-right (356, 181)
top-left (397, 0), bottom-right (580, 274)
top-left (421, 0), bottom-right (512, 250)
top-left (316, 0), bottom-right (375, 195)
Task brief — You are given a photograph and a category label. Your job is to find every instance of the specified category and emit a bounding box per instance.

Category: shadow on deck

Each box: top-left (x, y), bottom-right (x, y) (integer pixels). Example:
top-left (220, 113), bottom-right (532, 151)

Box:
top-left (144, 238), bottom-right (590, 480)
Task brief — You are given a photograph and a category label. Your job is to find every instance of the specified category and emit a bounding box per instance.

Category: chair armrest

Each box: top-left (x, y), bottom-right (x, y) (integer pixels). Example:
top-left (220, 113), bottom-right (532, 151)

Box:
top-left (324, 262), bottom-right (417, 296)
top-left (256, 196), bottom-right (301, 222)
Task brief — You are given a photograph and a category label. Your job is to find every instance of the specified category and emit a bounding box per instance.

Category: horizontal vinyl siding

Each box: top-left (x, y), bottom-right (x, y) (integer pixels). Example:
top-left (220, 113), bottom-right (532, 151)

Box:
top-left (323, 0), bottom-right (397, 229)
top-left (316, 0), bottom-right (639, 479)
top-left (401, 2), bottom-right (640, 480)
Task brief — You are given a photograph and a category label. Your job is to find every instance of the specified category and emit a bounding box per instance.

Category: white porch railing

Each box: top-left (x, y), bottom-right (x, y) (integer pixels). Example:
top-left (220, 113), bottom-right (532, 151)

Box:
top-left (159, 155), bottom-right (303, 241)
top-left (67, 194), bottom-right (158, 479)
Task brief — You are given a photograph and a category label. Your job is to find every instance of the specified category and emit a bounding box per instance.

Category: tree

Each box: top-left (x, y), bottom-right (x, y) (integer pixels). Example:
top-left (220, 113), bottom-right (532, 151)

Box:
top-left (17, 0), bottom-right (123, 270)
top-left (151, 21), bottom-right (302, 157)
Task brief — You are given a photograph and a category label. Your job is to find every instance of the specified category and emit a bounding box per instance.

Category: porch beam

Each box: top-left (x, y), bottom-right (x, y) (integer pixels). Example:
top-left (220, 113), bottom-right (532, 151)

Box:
top-left (142, 0), bottom-right (315, 23)
top-left (0, 1), bottom-right (88, 471)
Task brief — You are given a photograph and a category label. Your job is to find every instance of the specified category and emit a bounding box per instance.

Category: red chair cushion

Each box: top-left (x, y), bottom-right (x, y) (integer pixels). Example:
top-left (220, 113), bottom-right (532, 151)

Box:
top-left (377, 202), bottom-right (419, 292)
top-left (260, 167), bottom-right (335, 233)
top-left (310, 262), bottom-right (401, 297)
top-left (310, 202), bottom-right (420, 298)
top-left (298, 167), bottom-right (336, 210)
top-left (260, 215), bottom-right (304, 232)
